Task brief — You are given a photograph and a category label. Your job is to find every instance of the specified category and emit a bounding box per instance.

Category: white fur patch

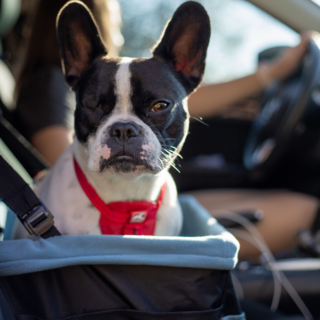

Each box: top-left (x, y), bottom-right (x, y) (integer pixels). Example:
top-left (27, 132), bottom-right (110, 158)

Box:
top-left (113, 57), bottom-right (134, 115)
top-left (87, 137), bottom-right (108, 171)
top-left (142, 143), bottom-right (154, 151)
top-left (101, 144), bottom-right (111, 160)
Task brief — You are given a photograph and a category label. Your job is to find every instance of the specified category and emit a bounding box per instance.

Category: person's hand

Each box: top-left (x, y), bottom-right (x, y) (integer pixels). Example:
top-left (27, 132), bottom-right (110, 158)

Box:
top-left (256, 32), bottom-right (313, 88)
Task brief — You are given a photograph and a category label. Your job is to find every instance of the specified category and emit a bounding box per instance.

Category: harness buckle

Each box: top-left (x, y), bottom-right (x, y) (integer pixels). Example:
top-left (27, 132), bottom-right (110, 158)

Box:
top-left (23, 202), bottom-right (54, 236)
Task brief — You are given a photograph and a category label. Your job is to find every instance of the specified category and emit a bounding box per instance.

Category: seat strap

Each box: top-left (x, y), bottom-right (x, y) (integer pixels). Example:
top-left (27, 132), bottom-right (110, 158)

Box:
top-left (0, 155), bottom-right (60, 238)
top-left (0, 110), bottom-right (49, 178)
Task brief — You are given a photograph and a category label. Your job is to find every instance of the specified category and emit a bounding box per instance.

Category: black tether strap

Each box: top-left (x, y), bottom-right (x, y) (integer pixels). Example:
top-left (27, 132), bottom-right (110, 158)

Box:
top-left (0, 109), bottom-right (49, 177)
top-left (0, 155), bottom-right (60, 238)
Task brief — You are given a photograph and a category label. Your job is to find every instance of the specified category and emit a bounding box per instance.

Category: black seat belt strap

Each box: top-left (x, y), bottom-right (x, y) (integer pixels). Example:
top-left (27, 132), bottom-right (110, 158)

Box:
top-left (0, 155), bottom-right (60, 238)
top-left (0, 110), bottom-right (49, 177)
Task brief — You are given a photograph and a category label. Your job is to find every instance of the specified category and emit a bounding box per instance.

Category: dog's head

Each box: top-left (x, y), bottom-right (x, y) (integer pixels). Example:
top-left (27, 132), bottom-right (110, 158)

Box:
top-left (57, 1), bottom-right (210, 176)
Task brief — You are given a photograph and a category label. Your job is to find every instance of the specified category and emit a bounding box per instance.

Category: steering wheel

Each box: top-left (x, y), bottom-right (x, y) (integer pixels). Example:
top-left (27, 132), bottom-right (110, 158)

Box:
top-left (243, 38), bottom-right (320, 172)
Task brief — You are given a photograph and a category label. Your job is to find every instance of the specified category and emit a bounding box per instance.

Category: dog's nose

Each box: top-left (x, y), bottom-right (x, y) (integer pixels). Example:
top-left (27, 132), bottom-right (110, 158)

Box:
top-left (110, 122), bottom-right (140, 142)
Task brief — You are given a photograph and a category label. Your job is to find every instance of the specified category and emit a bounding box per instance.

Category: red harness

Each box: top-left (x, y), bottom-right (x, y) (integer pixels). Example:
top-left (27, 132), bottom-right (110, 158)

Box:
top-left (73, 158), bottom-right (166, 235)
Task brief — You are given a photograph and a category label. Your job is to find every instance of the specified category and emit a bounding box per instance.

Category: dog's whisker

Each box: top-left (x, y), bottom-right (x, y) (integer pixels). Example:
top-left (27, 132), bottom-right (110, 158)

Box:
top-left (169, 146), bottom-right (183, 158)
top-left (161, 150), bottom-right (172, 159)
top-left (162, 157), bottom-right (180, 173)
top-left (170, 146), bottom-right (181, 153)
top-left (158, 158), bottom-right (165, 170)
top-left (163, 148), bottom-right (183, 159)
top-left (190, 116), bottom-right (209, 127)
top-left (162, 148), bottom-right (175, 155)
top-left (162, 149), bottom-right (171, 155)
top-left (169, 150), bottom-right (183, 159)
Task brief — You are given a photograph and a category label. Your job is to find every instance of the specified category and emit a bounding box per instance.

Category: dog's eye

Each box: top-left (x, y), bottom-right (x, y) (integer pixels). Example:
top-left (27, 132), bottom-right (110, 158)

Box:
top-left (86, 102), bottom-right (101, 110)
top-left (151, 102), bottom-right (168, 112)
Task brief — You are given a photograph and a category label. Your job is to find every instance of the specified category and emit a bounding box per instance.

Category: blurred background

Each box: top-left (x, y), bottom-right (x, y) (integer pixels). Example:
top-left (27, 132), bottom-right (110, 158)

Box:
top-left (117, 0), bottom-right (299, 83)
top-left (2, 0), bottom-right (301, 84)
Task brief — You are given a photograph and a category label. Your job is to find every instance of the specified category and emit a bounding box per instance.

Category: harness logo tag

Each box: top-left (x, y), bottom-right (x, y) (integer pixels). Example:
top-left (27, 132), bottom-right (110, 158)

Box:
top-left (130, 211), bottom-right (147, 223)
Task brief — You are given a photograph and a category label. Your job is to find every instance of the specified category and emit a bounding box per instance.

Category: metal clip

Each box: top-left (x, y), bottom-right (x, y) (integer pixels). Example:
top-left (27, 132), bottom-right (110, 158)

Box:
top-left (23, 202), bottom-right (54, 236)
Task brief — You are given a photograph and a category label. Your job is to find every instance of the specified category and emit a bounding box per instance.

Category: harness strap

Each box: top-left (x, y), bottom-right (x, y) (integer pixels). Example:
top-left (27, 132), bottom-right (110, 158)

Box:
top-left (74, 157), bottom-right (166, 235)
top-left (0, 155), bottom-right (60, 238)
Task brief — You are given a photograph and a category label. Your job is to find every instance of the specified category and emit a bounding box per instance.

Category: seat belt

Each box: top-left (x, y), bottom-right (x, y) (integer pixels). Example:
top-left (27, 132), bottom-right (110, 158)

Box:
top-left (0, 109), bottom-right (49, 178)
top-left (0, 155), bottom-right (60, 238)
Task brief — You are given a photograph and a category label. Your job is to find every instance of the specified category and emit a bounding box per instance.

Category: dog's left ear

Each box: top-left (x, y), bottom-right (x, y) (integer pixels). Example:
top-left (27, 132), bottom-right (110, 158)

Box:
top-left (56, 1), bottom-right (107, 89)
top-left (153, 1), bottom-right (211, 93)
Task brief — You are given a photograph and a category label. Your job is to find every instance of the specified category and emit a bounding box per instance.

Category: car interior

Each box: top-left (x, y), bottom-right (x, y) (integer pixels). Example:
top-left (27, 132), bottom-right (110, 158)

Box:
top-left (1, 0), bottom-right (320, 319)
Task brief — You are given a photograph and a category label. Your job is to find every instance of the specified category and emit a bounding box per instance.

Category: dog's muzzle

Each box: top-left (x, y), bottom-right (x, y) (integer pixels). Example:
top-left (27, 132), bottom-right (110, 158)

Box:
top-left (99, 122), bottom-right (154, 173)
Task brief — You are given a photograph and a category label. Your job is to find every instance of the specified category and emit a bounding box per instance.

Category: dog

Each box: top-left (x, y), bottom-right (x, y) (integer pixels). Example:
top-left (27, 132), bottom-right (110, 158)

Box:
top-left (34, 0), bottom-right (211, 236)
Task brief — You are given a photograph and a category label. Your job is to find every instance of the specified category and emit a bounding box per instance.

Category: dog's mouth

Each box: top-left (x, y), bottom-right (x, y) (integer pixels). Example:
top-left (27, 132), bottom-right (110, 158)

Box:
top-left (99, 152), bottom-right (156, 173)
top-left (114, 155), bottom-right (134, 161)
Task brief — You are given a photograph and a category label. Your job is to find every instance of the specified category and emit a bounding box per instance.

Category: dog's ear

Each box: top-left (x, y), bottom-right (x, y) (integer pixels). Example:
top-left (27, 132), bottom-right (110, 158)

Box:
top-left (153, 1), bottom-right (211, 93)
top-left (56, 1), bottom-right (107, 89)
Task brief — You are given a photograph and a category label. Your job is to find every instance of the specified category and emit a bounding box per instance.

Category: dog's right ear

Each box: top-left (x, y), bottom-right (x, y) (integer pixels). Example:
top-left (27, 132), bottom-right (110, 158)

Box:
top-left (56, 1), bottom-right (107, 89)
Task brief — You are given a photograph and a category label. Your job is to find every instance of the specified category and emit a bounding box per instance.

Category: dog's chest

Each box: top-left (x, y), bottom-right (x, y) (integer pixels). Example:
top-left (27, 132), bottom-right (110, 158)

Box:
top-left (34, 144), bottom-right (182, 236)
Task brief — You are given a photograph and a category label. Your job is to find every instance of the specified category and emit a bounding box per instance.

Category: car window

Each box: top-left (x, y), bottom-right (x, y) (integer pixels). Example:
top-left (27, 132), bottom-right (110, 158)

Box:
top-left (118, 0), bottom-right (299, 83)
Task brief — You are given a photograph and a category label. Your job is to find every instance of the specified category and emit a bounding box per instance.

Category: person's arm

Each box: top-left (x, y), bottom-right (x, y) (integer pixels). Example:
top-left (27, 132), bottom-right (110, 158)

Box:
top-left (188, 33), bottom-right (310, 118)
top-left (15, 67), bottom-right (76, 166)
top-left (31, 126), bottom-right (74, 166)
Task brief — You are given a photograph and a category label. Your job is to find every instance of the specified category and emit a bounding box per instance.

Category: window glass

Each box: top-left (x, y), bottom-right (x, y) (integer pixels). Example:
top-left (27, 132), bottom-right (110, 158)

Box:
top-left (118, 0), bottom-right (299, 83)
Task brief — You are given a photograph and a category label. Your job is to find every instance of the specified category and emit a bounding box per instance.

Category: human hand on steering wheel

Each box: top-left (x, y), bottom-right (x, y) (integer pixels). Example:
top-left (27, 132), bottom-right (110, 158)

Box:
top-left (256, 32), bottom-right (312, 89)
top-left (244, 32), bottom-right (320, 172)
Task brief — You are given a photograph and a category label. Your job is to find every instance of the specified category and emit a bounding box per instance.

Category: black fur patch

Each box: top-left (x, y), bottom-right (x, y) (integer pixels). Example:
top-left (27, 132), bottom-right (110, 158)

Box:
top-left (130, 57), bottom-right (189, 166)
top-left (74, 58), bottom-right (119, 142)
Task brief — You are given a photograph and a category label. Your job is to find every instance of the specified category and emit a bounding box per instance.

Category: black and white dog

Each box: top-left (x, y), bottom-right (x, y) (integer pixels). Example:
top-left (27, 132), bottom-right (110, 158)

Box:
top-left (35, 1), bottom-right (210, 236)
